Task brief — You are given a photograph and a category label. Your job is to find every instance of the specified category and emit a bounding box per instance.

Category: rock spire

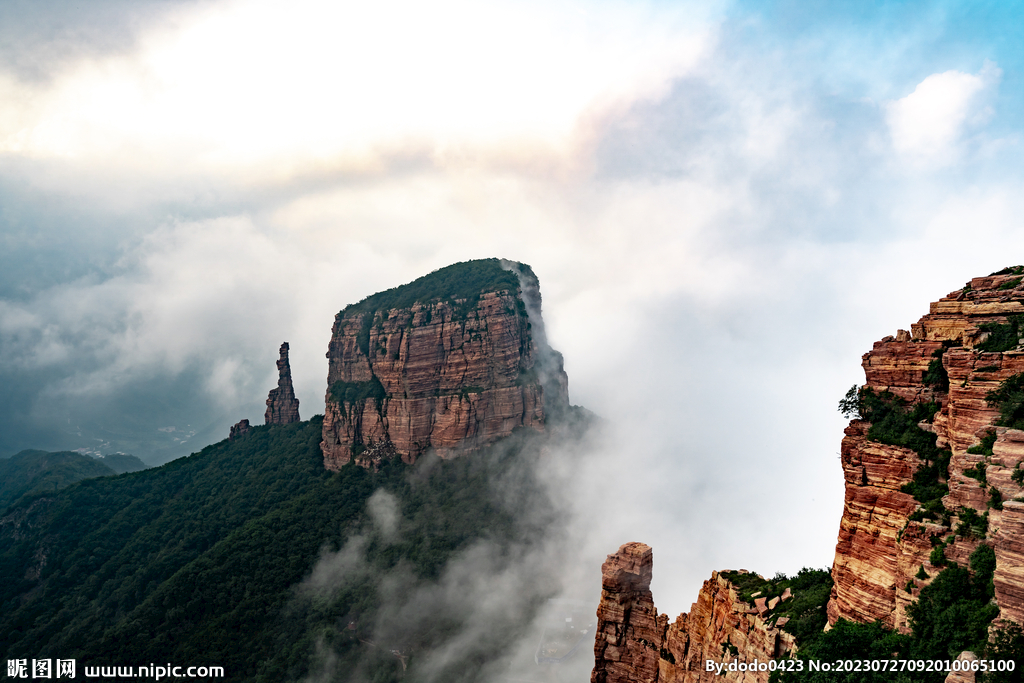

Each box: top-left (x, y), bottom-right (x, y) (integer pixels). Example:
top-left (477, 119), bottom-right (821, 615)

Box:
top-left (592, 542), bottom-right (664, 683)
top-left (265, 342), bottom-right (300, 425)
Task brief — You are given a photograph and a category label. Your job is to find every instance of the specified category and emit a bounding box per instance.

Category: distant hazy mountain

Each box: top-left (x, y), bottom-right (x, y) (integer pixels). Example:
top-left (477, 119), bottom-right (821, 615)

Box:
top-left (0, 449), bottom-right (144, 511)
top-left (91, 451), bottom-right (148, 474)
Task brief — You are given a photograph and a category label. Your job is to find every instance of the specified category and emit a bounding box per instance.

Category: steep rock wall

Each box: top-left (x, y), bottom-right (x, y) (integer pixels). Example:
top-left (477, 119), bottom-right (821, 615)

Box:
top-left (829, 271), bottom-right (1024, 632)
top-left (592, 270), bottom-right (1024, 683)
top-left (827, 420), bottom-right (931, 631)
top-left (321, 260), bottom-right (569, 469)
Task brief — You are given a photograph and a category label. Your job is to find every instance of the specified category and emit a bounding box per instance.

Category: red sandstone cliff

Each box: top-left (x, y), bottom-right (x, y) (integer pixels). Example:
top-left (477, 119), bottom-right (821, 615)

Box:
top-left (265, 342), bottom-right (300, 425)
top-left (321, 259), bottom-right (569, 470)
top-left (592, 543), bottom-right (796, 683)
top-left (592, 542), bottom-right (664, 683)
top-left (592, 270), bottom-right (1024, 683)
top-left (659, 572), bottom-right (797, 683)
top-left (829, 272), bottom-right (1024, 632)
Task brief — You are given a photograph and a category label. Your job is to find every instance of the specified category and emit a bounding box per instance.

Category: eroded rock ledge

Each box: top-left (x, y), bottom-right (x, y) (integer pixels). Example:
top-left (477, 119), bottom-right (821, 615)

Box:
top-left (592, 543), bottom-right (796, 683)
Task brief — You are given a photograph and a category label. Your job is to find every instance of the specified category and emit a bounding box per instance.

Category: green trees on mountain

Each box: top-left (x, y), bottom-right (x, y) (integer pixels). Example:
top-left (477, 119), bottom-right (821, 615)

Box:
top-left (772, 545), bottom-right (1004, 683)
top-left (341, 258), bottom-right (525, 319)
top-left (977, 315), bottom-right (1024, 353)
top-left (0, 418), bottom-right (557, 682)
top-left (987, 372), bottom-right (1024, 430)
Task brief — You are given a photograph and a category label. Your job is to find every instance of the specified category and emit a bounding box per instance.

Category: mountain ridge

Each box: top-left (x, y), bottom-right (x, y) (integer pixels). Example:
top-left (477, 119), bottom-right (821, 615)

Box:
top-left (0, 449), bottom-right (147, 512)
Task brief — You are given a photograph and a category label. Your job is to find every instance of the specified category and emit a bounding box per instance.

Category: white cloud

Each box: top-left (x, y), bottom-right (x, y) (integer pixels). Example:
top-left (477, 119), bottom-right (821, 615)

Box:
top-left (367, 489), bottom-right (401, 541)
top-left (885, 62), bottom-right (1000, 166)
top-left (0, 0), bottom-right (717, 181)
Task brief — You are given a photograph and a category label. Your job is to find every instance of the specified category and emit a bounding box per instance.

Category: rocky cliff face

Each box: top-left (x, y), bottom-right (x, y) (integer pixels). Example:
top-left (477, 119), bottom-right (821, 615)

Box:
top-left (659, 572), bottom-right (797, 683)
top-left (265, 342), bottom-right (300, 425)
top-left (591, 269), bottom-right (1024, 683)
top-left (591, 543), bottom-right (797, 683)
top-left (829, 270), bottom-right (1024, 632)
top-left (321, 259), bottom-right (569, 470)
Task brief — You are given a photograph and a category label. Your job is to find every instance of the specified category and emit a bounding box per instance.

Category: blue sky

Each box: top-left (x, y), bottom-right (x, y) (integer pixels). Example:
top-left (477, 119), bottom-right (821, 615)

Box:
top-left (2, 0), bottom-right (1024, 620)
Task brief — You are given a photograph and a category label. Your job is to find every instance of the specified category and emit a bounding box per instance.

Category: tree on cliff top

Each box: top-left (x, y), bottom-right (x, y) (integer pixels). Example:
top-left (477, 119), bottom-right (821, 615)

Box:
top-left (341, 258), bottom-right (528, 318)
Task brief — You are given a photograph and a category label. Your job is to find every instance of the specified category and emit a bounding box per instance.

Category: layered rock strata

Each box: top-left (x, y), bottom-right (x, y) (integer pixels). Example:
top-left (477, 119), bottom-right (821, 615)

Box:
top-left (592, 542), bottom-right (664, 683)
top-left (592, 270), bottom-right (1024, 683)
top-left (659, 572), bottom-right (797, 683)
top-left (265, 342), bottom-right (300, 425)
top-left (321, 259), bottom-right (569, 470)
top-left (591, 543), bottom-right (795, 683)
top-left (829, 271), bottom-right (1024, 632)
top-left (992, 498), bottom-right (1024, 627)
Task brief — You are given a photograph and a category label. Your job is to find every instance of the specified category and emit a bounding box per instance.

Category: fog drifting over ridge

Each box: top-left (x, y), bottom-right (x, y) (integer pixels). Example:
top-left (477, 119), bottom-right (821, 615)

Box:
top-left (3, 0), bottom-right (1024, 621)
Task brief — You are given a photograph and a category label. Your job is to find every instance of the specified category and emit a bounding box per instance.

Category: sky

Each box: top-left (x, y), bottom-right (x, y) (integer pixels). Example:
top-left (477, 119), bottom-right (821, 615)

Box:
top-left (2, 0), bottom-right (1024, 626)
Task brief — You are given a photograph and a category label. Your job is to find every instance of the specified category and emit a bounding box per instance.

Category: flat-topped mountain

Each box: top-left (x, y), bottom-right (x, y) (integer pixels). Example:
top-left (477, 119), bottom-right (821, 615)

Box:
top-left (321, 258), bottom-right (569, 469)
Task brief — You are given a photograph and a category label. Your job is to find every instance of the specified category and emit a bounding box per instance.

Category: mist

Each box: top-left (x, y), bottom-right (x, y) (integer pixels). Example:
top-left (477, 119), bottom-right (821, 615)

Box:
top-left (293, 422), bottom-right (606, 682)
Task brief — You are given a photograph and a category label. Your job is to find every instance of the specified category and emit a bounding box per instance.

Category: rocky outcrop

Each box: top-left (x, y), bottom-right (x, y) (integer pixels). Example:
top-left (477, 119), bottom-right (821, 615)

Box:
top-left (229, 419), bottom-right (251, 441)
top-left (659, 573), bottom-right (796, 683)
top-left (829, 271), bottom-right (1024, 632)
top-left (592, 542), bottom-right (664, 683)
top-left (321, 259), bottom-right (569, 470)
top-left (265, 342), bottom-right (300, 425)
top-left (591, 544), bottom-right (796, 683)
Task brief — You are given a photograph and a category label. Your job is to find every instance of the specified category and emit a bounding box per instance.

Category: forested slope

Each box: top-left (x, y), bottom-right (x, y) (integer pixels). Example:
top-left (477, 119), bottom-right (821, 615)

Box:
top-left (1, 417), bottom-right (559, 682)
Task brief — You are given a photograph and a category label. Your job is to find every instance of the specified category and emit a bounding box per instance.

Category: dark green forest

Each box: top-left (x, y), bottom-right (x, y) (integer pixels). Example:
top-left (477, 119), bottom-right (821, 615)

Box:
top-left (0, 418), bottom-right (565, 682)
top-left (340, 258), bottom-right (526, 319)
